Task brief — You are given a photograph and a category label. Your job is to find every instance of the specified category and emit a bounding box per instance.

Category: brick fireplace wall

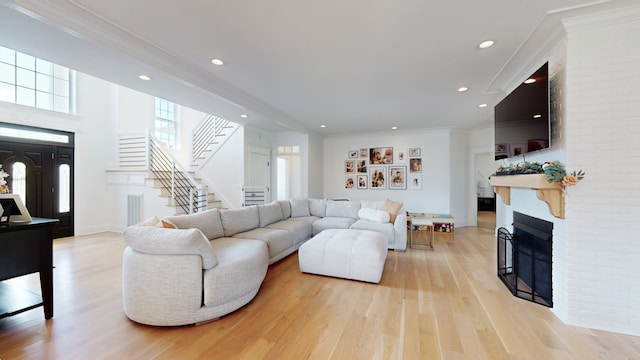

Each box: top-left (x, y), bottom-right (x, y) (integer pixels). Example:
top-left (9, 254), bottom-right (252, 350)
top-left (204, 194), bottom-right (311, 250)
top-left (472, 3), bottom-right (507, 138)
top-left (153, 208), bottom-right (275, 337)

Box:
top-left (495, 6), bottom-right (640, 336)
top-left (562, 7), bottom-right (640, 335)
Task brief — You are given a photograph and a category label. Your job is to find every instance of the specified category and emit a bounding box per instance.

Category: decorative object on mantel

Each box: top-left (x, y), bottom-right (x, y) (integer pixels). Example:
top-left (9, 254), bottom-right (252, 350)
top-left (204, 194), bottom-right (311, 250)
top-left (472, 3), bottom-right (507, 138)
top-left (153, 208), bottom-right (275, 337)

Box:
top-left (492, 161), bottom-right (585, 189)
top-left (489, 161), bottom-right (585, 219)
top-left (0, 164), bottom-right (9, 194)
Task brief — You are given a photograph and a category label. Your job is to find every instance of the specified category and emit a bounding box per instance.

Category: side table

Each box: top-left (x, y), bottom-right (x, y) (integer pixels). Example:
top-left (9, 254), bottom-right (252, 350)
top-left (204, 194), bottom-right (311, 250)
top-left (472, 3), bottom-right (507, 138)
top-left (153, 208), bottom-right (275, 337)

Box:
top-left (409, 216), bottom-right (434, 250)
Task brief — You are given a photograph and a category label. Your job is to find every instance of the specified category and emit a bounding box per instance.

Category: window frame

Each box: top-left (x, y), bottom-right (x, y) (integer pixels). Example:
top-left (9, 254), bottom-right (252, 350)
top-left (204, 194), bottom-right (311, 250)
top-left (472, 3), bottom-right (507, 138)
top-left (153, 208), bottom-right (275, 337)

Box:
top-left (0, 45), bottom-right (74, 114)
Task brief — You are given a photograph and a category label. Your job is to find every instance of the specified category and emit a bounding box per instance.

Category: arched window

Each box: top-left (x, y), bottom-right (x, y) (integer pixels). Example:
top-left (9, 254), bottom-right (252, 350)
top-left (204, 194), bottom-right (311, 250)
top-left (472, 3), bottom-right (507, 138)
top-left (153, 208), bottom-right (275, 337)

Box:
top-left (11, 162), bottom-right (26, 203)
top-left (59, 164), bottom-right (70, 213)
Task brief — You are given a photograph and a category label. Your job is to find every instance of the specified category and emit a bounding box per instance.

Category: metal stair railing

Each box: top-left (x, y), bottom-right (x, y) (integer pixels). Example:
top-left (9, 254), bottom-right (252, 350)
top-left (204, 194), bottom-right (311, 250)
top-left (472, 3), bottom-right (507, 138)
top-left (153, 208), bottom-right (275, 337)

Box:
top-left (146, 131), bottom-right (207, 214)
top-left (191, 114), bottom-right (238, 165)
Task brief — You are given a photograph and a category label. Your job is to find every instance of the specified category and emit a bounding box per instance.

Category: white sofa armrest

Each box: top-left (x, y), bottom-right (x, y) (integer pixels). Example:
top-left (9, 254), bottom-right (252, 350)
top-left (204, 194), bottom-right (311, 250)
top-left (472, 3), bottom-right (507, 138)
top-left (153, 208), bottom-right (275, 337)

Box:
top-left (123, 226), bottom-right (218, 269)
top-left (393, 211), bottom-right (408, 251)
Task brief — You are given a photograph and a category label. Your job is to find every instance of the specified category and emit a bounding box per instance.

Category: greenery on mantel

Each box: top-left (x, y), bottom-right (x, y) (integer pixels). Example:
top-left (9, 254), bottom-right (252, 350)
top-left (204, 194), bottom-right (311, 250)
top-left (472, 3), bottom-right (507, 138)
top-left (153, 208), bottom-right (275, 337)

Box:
top-left (492, 161), bottom-right (586, 188)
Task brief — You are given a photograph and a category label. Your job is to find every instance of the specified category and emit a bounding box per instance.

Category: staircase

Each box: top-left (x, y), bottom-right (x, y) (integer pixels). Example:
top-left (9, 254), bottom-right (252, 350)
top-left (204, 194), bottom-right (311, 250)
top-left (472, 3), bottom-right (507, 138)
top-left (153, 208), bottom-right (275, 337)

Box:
top-left (118, 131), bottom-right (221, 214)
top-left (191, 115), bottom-right (239, 166)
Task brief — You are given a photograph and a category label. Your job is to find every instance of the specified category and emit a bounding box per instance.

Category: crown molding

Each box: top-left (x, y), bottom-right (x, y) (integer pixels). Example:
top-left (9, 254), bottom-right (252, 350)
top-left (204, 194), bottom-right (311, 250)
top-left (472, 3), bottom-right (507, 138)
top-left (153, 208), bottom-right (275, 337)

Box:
top-left (562, 3), bottom-right (640, 32)
top-left (3, 0), bottom-right (318, 135)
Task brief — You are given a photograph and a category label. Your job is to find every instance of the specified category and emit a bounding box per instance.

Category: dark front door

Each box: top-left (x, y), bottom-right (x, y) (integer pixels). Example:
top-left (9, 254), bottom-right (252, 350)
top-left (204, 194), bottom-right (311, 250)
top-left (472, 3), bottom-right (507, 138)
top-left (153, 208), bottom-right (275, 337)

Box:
top-left (0, 137), bottom-right (74, 238)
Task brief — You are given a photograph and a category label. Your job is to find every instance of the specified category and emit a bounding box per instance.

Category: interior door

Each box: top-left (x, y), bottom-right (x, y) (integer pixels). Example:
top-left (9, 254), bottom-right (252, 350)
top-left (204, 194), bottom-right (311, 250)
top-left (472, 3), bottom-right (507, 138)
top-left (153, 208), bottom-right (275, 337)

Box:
top-left (248, 146), bottom-right (271, 203)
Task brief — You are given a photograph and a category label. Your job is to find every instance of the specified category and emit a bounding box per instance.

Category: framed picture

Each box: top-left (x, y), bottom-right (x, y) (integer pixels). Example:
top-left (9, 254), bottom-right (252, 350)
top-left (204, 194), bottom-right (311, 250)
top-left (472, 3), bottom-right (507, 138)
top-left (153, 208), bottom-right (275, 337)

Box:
top-left (348, 150), bottom-right (358, 159)
top-left (356, 159), bottom-right (367, 173)
top-left (410, 158), bottom-right (422, 173)
top-left (495, 143), bottom-right (507, 154)
top-left (369, 166), bottom-right (387, 189)
top-left (409, 175), bottom-right (422, 190)
top-left (409, 148), bottom-right (421, 157)
top-left (389, 166), bottom-right (407, 190)
top-left (357, 175), bottom-right (368, 189)
top-left (345, 160), bottom-right (355, 173)
top-left (345, 175), bottom-right (355, 189)
top-left (359, 148), bottom-right (368, 158)
top-left (369, 147), bottom-right (394, 164)
top-left (509, 143), bottom-right (526, 157)
top-left (395, 149), bottom-right (407, 163)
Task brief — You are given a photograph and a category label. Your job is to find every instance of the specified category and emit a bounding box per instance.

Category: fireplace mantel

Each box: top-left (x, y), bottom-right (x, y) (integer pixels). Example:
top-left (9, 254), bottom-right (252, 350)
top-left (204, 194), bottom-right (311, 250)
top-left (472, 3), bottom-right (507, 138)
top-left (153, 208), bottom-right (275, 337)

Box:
top-left (490, 174), bottom-right (565, 219)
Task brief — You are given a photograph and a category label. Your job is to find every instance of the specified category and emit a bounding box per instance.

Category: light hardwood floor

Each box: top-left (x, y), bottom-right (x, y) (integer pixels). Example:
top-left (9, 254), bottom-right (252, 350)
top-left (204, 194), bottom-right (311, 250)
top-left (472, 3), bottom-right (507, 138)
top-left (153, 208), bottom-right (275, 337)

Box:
top-left (1, 228), bottom-right (639, 359)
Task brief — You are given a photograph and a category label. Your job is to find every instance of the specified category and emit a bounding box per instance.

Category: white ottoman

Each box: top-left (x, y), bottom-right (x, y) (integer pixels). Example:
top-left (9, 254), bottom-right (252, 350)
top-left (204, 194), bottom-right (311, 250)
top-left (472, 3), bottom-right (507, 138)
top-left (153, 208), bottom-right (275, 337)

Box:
top-left (298, 229), bottom-right (387, 283)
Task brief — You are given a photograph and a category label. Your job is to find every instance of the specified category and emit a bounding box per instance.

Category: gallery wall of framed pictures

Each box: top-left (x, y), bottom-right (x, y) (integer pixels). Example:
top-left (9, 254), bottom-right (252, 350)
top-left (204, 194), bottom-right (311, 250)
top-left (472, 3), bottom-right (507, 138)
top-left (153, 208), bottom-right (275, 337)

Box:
top-left (344, 147), bottom-right (423, 190)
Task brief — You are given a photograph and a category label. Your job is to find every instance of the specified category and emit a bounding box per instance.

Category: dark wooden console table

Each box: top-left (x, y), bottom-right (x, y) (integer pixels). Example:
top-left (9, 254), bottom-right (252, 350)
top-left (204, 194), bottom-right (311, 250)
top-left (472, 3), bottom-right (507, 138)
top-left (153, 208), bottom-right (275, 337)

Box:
top-left (0, 218), bottom-right (58, 320)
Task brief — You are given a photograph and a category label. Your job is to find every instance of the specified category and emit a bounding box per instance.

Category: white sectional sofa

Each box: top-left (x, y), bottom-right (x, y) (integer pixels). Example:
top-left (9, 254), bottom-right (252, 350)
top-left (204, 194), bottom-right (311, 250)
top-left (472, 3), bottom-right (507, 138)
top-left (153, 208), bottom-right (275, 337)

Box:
top-left (121, 198), bottom-right (405, 326)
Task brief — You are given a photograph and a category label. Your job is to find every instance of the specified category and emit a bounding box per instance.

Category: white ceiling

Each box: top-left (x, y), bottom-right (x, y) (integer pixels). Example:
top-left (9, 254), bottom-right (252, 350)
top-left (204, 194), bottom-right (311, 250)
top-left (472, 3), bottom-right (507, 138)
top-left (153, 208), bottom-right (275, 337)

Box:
top-left (0, 0), bottom-right (637, 135)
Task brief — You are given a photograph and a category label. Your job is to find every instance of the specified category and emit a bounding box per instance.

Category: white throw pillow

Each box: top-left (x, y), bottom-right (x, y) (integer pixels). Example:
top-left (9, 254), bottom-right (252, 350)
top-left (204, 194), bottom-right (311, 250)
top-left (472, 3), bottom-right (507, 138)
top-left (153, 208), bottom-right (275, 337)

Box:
top-left (290, 198), bottom-right (311, 217)
top-left (358, 208), bottom-right (390, 223)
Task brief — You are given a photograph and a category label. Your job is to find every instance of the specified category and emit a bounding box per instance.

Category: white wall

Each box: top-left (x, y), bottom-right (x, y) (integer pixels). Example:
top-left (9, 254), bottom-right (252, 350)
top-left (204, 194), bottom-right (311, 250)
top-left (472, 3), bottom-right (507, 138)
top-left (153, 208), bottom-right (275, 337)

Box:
top-left (561, 8), bottom-right (640, 335)
top-left (307, 132), bottom-right (324, 198)
top-left (449, 129), bottom-right (468, 226)
top-left (323, 129), bottom-right (462, 220)
top-left (199, 126), bottom-right (245, 209)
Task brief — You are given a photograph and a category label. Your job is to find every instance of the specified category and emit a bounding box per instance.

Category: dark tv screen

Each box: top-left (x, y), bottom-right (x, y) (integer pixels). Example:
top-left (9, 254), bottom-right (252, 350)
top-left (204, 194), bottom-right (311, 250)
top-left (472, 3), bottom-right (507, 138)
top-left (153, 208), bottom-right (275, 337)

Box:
top-left (494, 62), bottom-right (550, 160)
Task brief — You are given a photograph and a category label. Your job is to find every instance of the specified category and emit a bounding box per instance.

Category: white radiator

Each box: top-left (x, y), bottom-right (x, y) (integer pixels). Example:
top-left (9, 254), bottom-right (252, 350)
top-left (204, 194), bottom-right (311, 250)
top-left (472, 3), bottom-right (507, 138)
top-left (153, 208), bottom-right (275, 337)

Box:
top-left (127, 193), bottom-right (143, 226)
top-left (242, 186), bottom-right (268, 207)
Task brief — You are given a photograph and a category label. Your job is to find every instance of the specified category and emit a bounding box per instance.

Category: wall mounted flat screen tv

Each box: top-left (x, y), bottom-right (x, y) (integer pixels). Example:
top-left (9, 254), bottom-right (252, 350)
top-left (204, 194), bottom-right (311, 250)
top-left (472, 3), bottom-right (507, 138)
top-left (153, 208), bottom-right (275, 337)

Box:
top-left (494, 62), bottom-right (550, 160)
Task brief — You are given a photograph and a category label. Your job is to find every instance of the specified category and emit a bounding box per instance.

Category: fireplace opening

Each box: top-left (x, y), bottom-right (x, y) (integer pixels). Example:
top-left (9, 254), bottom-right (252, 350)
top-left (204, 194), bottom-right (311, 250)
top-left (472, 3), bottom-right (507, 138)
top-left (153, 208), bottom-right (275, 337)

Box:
top-left (497, 212), bottom-right (553, 307)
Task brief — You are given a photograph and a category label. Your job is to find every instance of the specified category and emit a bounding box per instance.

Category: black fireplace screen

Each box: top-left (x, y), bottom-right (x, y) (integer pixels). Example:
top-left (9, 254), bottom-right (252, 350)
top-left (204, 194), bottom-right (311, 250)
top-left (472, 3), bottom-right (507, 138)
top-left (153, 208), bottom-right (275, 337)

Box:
top-left (497, 212), bottom-right (553, 307)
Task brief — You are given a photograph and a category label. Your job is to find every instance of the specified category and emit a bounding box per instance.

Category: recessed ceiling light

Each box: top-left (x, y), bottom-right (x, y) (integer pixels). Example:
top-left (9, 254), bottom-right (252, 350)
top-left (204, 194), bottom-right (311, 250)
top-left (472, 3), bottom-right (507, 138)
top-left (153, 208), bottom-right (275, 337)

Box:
top-left (320, 124), bottom-right (327, 128)
top-left (211, 58), bottom-right (225, 66)
top-left (391, 126), bottom-right (398, 130)
top-left (240, 114), bottom-right (248, 118)
top-left (478, 40), bottom-right (495, 49)
top-left (533, 114), bottom-right (542, 118)
top-left (138, 75), bottom-right (151, 81)
top-left (458, 86), bottom-right (469, 92)
top-left (524, 78), bottom-right (536, 84)
top-left (479, 103), bottom-right (488, 108)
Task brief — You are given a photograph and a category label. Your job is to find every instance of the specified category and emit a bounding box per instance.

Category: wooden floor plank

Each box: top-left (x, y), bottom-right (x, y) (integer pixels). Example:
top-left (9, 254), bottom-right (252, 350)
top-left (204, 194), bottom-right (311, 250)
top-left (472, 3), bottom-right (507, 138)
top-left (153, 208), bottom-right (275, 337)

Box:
top-left (1, 228), bottom-right (639, 359)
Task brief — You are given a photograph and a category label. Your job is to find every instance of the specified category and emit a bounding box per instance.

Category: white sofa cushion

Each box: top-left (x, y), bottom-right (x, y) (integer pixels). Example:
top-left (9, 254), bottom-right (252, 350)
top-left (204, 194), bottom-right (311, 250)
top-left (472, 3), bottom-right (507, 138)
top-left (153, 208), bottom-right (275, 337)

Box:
top-left (350, 220), bottom-right (394, 246)
top-left (309, 199), bottom-right (327, 217)
top-left (163, 208), bottom-right (224, 240)
top-left (360, 200), bottom-right (383, 210)
top-left (325, 200), bottom-right (360, 219)
top-left (308, 198), bottom-right (327, 217)
top-left (123, 226), bottom-right (218, 269)
top-left (312, 217), bottom-right (357, 235)
top-left (278, 200), bottom-right (292, 219)
top-left (290, 198), bottom-right (310, 217)
top-left (266, 218), bottom-right (312, 245)
top-left (233, 227), bottom-right (294, 263)
top-left (357, 208), bottom-right (390, 223)
top-left (220, 206), bottom-right (260, 237)
top-left (204, 238), bottom-right (268, 307)
top-left (258, 202), bottom-right (283, 227)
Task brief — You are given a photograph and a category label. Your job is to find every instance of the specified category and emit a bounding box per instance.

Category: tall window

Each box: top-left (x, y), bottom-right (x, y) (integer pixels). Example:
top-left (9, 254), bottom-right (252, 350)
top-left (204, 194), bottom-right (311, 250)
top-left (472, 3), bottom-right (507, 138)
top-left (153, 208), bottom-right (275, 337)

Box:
top-left (154, 97), bottom-right (177, 148)
top-left (59, 164), bottom-right (70, 213)
top-left (0, 46), bottom-right (73, 113)
top-left (12, 162), bottom-right (26, 204)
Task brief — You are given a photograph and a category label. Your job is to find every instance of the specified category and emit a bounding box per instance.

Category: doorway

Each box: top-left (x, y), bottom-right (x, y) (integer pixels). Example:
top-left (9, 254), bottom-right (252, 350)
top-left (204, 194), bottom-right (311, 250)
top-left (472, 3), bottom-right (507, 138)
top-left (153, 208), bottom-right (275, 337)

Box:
top-left (475, 152), bottom-right (496, 230)
top-left (0, 124), bottom-right (74, 238)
